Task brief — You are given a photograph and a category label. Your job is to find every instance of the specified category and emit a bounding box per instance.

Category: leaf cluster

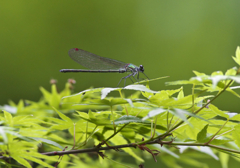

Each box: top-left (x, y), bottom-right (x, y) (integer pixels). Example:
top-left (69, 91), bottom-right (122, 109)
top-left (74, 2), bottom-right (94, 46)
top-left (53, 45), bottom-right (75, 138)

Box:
top-left (0, 47), bottom-right (240, 167)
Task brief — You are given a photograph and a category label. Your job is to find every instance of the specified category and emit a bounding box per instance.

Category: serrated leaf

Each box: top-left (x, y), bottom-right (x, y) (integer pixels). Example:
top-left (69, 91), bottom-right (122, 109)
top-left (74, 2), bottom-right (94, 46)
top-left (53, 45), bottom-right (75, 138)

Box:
top-left (114, 115), bottom-right (149, 125)
top-left (197, 124), bottom-right (208, 142)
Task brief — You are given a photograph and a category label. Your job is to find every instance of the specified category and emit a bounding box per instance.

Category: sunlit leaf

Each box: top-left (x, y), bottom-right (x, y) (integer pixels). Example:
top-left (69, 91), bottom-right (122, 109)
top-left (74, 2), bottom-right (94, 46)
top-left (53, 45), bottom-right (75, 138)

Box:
top-left (101, 84), bottom-right (158, 99)
top-left (11, 155), bottom-right (31, 168)
top-left (197, 124), bottom-right (208, 142)
top-left (209, 104), bottom-right (229, 119)
top-left (232, 125), bottom-right (240, 149)
top-left (53, 107), bottom-right (72, 123)
top-left (4, 111), bottom-right (13, 126)
top-left (62, 88), bottom-right (103, 100)
top-left (219, 152), bottom-right (229, 168)
top-left (232, 46), bottom-right (240, 66)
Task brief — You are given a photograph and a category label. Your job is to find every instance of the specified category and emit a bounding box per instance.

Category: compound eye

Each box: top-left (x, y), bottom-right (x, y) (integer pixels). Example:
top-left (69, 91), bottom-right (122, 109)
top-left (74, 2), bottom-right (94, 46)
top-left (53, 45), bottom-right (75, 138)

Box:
top-left (139, 65), bottom-right (144, 71)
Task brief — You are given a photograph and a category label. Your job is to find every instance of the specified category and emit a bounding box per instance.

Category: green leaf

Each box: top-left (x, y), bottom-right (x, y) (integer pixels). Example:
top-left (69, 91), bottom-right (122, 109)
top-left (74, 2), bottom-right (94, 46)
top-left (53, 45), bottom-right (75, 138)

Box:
top-left (11, 155), bottom-right (31, 168)
top-left (4, 111), bottom-right (13, 126)
top-left (114, 115), bottom-right (149, 125)
top-left (30, 137), bottom-right (64, 150)
top-left (168, 109), bottom-right (189, 124)
top-left (209, 104), bottom-right (229, 119)
top-left (62, 88), bottom-right (103, 100)
top-left (230, 114), bottom-right (240, 121)
top-left (165, 80), bottom-right (203, 86)
top-left (50, 84), bottom-right (61, 108)
top-left (220, 152), bottom-right (229, 168)
top-left (105, 130), bottom-right (144, 162)
top-left (177, 88), bottom-right (184, 99)
top-left (23, 154), bottom-right (55, 168)
top-left (60, 82), bottom-right (72, 97)
top-left (101, 84), bottom-right (158, 99)
top-left (225, 67), bottom-right (237, 76)
top-left (77, 111), bottom-right (112, 126)
top-left (152, 144), bottom-right (179, 158)
top-left (142, 108), bottom-right (167, 120)
top-left (137, 76), bottom-right (169, 84)
top-left (192, 71), bottom-right (207, 76)
top-left (232, 46), bottom-right (240, 66)
top-left (53, 107), bottom-right (72, 123)
top-left (179, 146), bottom-right (218, 160)
top-left (197, 124), bottom-right (208, 142)
top-left (232, 125), bottom-right (240, 149)
top-left (39, 86), bottom-right (51, 101)
top-left (210, 139), bottom-right (231, 145)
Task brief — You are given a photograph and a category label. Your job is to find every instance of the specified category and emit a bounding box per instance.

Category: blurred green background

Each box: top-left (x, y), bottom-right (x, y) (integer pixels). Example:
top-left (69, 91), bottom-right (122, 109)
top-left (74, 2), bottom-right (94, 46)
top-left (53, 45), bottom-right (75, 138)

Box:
top-left (1, 1), bottom-right (240, 167)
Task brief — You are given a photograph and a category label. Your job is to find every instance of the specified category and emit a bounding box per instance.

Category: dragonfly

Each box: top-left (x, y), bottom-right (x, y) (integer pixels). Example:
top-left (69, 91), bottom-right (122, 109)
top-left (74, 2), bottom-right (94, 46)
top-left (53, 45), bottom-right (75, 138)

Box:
top-left (60, 48), bottom-right (149, 86)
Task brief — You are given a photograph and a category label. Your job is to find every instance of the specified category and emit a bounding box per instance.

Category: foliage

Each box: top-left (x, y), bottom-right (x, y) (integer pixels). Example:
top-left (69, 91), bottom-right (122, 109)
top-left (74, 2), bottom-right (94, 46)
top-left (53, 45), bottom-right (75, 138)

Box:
top-left (1, 47), bottom-right (240, 167)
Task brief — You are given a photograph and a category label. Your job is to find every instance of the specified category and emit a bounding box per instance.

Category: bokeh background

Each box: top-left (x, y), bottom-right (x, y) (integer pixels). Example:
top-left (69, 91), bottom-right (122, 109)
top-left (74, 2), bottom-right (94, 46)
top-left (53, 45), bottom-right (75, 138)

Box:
top-left (1, 1), bottom-right (240, 167)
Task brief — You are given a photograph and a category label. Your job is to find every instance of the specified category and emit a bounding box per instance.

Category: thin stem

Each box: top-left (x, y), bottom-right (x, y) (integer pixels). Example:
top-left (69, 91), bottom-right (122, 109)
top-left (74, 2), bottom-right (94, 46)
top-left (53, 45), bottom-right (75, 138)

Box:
top-left (167, 111), bottom-right (169, 130)
top-left (6, 141), bottom-right (237, 158)
top-left (215, 128), bottom-right (235, 139)
top-left (110, 106), bottom-right (116, 133)
top-left (152, 116), bottom-right (157, 138)
top-left (150, 119), bottom-right (153, 137)
top-left (72, 123), bottom-right (76, 149)
top-left (205, 119), bottom-right (229, 144)
top-left (192, 84), bottom-right (195, 112)
top-left (118, 90), bottom-right (129, 116)
top-left (97, 124), bottom-right (129, 147)
top-left (158, 78), bottom-right (235, 139)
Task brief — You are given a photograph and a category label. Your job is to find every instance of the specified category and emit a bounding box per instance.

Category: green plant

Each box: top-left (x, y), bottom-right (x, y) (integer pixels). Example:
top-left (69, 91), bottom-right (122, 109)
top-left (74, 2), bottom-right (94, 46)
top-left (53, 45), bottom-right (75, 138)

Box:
top-left (1, 47), bottom-right (240, 168)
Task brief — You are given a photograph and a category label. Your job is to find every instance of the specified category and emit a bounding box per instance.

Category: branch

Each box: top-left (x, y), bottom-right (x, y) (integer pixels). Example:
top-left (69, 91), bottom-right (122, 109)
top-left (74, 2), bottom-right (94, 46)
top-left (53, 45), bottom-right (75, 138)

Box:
top-left (1, 139), bottom-right (240, 161)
